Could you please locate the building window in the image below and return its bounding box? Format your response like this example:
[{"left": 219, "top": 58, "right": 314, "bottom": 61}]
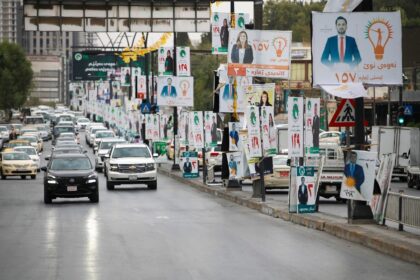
[{"left": 290, "top": 63, "right": 306, "bottom": 81}]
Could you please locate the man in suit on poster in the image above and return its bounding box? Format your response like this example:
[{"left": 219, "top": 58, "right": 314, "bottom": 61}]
[
  {"left": 344, "top": 151, "right": 365, "bottom": 193},
  {"left": 312, "top": 103, "right": 320, "bottom": 148},
  {"left": 298, "top": 177, "right": 308, "bottom": 205}
]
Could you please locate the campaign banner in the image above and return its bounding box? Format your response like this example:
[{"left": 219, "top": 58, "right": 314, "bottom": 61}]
[
  {"left": 211, "top": 12, "right": 250, "bottom": 55},
  {"left": 179, "top": 111, "right": 189, "bottom": 144},
  {"left": 227, "top": 29, "right": 292, "bottom": 78},
  {"left": 158, "top": 47, "right": 174, "bottom": 76},
  {"left": 145, "top": 114, "right": 159, "bottom": 141},
  {"left": 176, "top": 47, "right": 191, "bottom": 76},
  {"left": 245, "top": 83, "right": 275, "bottom": 107},
  {"left": 260, "top": 106, "right": 277, "bottom": 155},
  {"left": 340, "top": 150, "right": 377, "bottom": 201},
  {"left": 182, "top": 151, "right": 199, "bottom": 178},
  {"left": 296, "top": 166, "right": 317, "bottom": 213},
  {"left": 321, "top": 83, "right": 367, "bottom": 99},
  {"left": 228, "top": 122, "right": 241, "bottom": 151},
  {"left": 288, "top": 167, "right": 298, "bottom": 213},
  {"left": 305, "top": 98, "right": 320, "bottom": 157},
  {"left": 246, "top": 106, "right": 262, "bottom": 157},
  {"left": 312, "top": 12, "right": 402, "bottom": 85},
  {"left": 219, "top": 74, "right": 251, "bottom": 113},
  {"left": 204, "top": 111, "right": 218, "bottom": 147},
  {"left": 120, "top": 67, "right": 131, "bottom": 87},
  {"left": 227, "top": 152, "right": 244, "bottom": 180},
  {"left": 159, "top": 114, "right": 173, "bottom": 141},
  {"left": 157, "top": 76, "right": 194, "bottom": 107},
  {"left": 288, "top": 97, "right": 304, "bottom": 158},
  {"left": 370, "top": 153, "right": 395, "bottom": 223},
  {"left": 130, "top": 67, "right": 141, "bottom": 96},
  {"left": 191, "top": 111, "right": 204, "bottom": 149}
]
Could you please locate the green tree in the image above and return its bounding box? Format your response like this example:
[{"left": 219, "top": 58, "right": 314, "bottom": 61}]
[
  {"left": 176, "top": 32, "right": 192, "bottom": 47},
  {"left": 0, "top": 41, "right": 33, "bottom": 121}
]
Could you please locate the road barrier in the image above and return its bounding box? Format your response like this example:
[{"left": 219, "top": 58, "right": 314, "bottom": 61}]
[{"left": 384, "top": 190, "right": 420, "bottom": 231}]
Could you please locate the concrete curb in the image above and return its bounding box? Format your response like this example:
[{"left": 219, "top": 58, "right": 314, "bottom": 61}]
[{"left": 158, "top": 168, "right": 420, "bottom": 266}]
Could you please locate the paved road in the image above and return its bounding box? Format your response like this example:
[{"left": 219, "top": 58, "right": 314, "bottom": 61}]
[{"left": 0, "top": 135, "right": 419, "bottom": 279}]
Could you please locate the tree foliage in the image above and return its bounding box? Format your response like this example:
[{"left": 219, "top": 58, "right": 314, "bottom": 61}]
[
  {"left": 0, "top": 41, "right": 33, "bottom": 119},
  {"left": 374, "top": 0, "right": 420, "bottom": 27}
]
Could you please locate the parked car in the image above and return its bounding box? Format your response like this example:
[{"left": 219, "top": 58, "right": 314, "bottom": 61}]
[
  {"left": 42, "top": 153, "right": 99, "bottom": 204},
  {"left": 13, "top": 146, "right": 41, "bottom": 171},
  {"left": 104, "top": 143, "right": 157, "bottom": 190},
  {"left": 265, "top": 154, "right": 290, "bottom": 189},
  {"left": 1, "top": 151, "right": 37, "bottom": 179},
  {"left": 319, "top": 131, "right": 341, "bottom": 145}
]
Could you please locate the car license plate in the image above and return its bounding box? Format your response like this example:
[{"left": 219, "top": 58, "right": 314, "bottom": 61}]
[
  {"left": 67, "top": 186, "right": 77, "bottom": 192},
  {"left": 128, "top": 175, "right": 137, "bottom": 181},
  {"left": 326, "top": 185, "right": 337, "bottom": 193},
  {"left": 17, "top": 168, "right": 26, "bottom": 171},
  {"left": 279, "top": 171, "right": 289, "bottom": 177}
]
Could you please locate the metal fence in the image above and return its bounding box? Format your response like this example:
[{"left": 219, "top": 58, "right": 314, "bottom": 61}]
[{"left": 384, "top": 191, "right": 420, "bottom": 231}]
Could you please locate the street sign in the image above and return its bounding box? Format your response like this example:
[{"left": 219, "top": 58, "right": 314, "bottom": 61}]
[
  {"left": 141, "top": 102, "right": 151, "bottom": 114},
  {"left": 329, "top": 99, "right": 367, "bottom": 127},
  {"left": 404, "top": 105, "right": 413, "bottom": 116}
]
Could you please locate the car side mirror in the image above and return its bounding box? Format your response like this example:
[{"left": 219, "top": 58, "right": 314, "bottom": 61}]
[
  {"left": 83, "top": 150, "right": 88, "bottom": 154},
  {"left": 104, "top": 154, "right": 110, "bottom": 158},
  {"left": 94, "top": 147, "right": 98, "bottom": 152},
  {"left": 286, "top": 159, "right": 291, "bottom": 166},
  {"left": 153, "top": 153, "right": 159, "bottom": 158},
  {"left": 38, "top": 152, "right": 42, "bottom": 156},
  {"left": 41, "top": 166, "right": 47, "bottom": 172}
]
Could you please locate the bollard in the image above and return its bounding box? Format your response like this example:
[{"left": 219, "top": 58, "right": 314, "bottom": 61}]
[{"left": 398, "top": 190, "right": 404, "bottom": 231}]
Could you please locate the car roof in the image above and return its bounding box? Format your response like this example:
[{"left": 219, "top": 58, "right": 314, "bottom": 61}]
[
  {"left": 113, "top": 143, "right": 149, "bottom": 148},
  {"left": 14, "top": 145, "right": 36, "bottom": 150},
  {"left": 2, "top": 151, "right": 27, "bottom": 155},
  {"left": 51, "top": 153, "right": 89, "bottom": 159},
  {"left": 100, "top": 138, "right": 125, "bottom": 143}
]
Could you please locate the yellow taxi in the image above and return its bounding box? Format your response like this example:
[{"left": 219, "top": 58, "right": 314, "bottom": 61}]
[
  {"left": 1, "top": 151, "right": 37, "bottom": 179},
  {"left": 2, "top": 140, "right": 31, "bottom": 152}
]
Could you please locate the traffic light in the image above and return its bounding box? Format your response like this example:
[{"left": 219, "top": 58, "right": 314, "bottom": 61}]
[{"left": 397, "top": 106, "right": 405, "bottom": 126}]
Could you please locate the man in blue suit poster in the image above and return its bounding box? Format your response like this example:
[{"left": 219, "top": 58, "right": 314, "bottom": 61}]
[
  {"left": 160, "top": 78, "right": 177, "bottom": 97},
  {"left": 344, "top": 151, "right": 365, "bottom": 193},
  {"left": 321, "top": 16, "right": 361, "bottom": 68}
]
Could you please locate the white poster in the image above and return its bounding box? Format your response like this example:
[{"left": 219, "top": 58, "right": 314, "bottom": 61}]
[
  {"left": 227, "top": 152, "right": 244, "bottom": 180},
  {"left": 120, "top": 67, "right": 131, "bottom": 87},
  {"left": 246, "top": 106, "right": 262, "bottom": 157},
  {"left": 158, "top": 47, "right": 174, "bottom": 76},
  {"left": 204, "top": 111, "right": 218, "bottom": 147},
  {"left": 340, "top": 150, "right": 377, "bottom": 201},
  {"left": 157, "top": 76, "right": 194, "bottom": 107},
  {"left": 245, "top": 83, "right": 275, "bottom": 107},
  {"left": 227, "top": 29, "right": 292, "bottom": 78},
  {"left": 159, "top": 114, "right": 173, "bottom": 141},
  {"left": 260, "top": 106, "right": 277, "bottom": 155},
  {"left": 228, "top": 122, "right": 241, "bottom": 152},
  {"left": 219, "top": 75, "right": 251, "bottom": 113},
  {"left": 312, "top": 12, "right": 402, "bottom": 85},
  {"left": 145, "top": 114, "right": 159, "bottom": 141},
  {"left": 176, "top": 47, "right": 191, "bottom": 76},
  {"left": 305, "top": 98, "right": 320, "bottom": 157},
  {"left": 288, "top": 97, "right": 304, "bottom": 158},
  {"left": 179, "top": 111, "right": 190, "bottom": 145},
  {"left": 130, "top": 67, "right": 141, "bottom": 96},
  {"left": 321, "top": 83, "right": 368, "bottom": 99},
  {"left": 191, "top": 111, "right": 204, "bottom": 149}
]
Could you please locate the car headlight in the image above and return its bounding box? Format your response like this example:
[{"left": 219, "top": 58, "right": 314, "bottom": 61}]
[
  {"left": 86, "top": 173, "right": 97, "bottom": 184},
  {"left": 47, "top": 174, "right": 58, "bottom": 184},
  {"left": 2, "top": 164, "right": 12, "bottom": 168},
  {"left": 30, "top": 164, "right": 37, "bottom": 168},
  {"left": 146, "top": 163, "right": 155, "bottom": 171},
  {"left": 110, "top": 164, "right": 118, "bottom": 171}
]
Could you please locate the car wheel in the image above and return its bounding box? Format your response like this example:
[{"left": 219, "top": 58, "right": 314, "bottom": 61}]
[
  {"left": 44, "top": 189, "right": 52, "bottom": 204},
  {"left": 148, "top": 180, "right": 157, "bottom": 190},
  {"left": 1, "top": 173, "right": 6, "bottom": 180},
  {"left": 106, "top": 180, "right": 115, "bottom": 190},
  {"left": 31, "top": 175, "right": 36, "bottom": 180},
  {"left": 21, "top": 175, "right": 26, "bottom": 179},
  {"left": 89, "top": 190, "right": 99, "bottom": 203}
]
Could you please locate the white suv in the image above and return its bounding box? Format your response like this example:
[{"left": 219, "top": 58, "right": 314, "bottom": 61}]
[{"left": 105, "top": 143, "right": 157, "bottom": 190}]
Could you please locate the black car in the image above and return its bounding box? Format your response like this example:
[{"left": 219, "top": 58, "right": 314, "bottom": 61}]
[{"left": 42, "top": 154, "right": 99, "bottom": 204}]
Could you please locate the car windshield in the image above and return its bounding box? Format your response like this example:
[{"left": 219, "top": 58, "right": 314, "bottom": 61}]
[
  {"left": 26, "top": 117, "right": 44, "bottom": 124},
  {"left": 50, "top": 158, "right": 92, "bottom": 170},
  {"left": 100, "top": 141, "right": 123, "bottom": 150},
  {"left": 37, "top": 127, "right": 48, "bottom": 131},
  {"left": 14, "top": 148, "right": 36, "bottom": 155},
  {"left": 112, "top": 147, "right": 150, "bottom": 158},
  {"left": 55, "top": 127, "right": 74, "bottom": 134},
  {"left": 19, "top": 136, "right": 37, "bottom": 142},
  {"left": 3, "top": 153, "right": 30, "bottom": 160},
  {"left": 92, "top": 128, "right": 106, "bottom": 134},
  {"left": 273, "top": 156, "right": 288, "bottom": 166},
  {"left": 9, "top": 142, "right": 29, "bottom": 147},
  {"left": 0, "top": 127, "right": 7, "bottom": 131},
  {"left": 78, "top": 118, "right": 89, "bottom": 123},
  {"left": 12, "top": 124, "right": 22, "bottom": 129},
  {"left": 54, "top": 149, "right": 82, "bottom": 154},
  {"left": 96, "top": 132, "right": 114, "bottom": 138}
]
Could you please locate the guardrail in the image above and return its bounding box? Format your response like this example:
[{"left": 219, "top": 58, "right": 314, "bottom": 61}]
[{"left": 384, "top": 190, "right": 420, "bottom": 231}]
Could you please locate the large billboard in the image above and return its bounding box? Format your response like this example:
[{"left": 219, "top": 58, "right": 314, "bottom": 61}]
[
  {"left": 23, "top": 0, "right": 210, "bottom": 32},
  {"left": 72, "top": 52, "right": 144, "bottom": 81},
  {"left": 227, "top": 29, "right": 292, "bottom": 79},
  {"left": 312, "top": 12, "right": 402, "bottom": 85}
]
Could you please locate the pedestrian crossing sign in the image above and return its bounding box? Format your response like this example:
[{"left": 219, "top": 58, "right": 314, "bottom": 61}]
[{"left": 329, "top": 99, "right": 367, "bottom": 127}]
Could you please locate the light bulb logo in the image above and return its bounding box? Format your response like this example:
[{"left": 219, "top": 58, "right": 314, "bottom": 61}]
[
  {"left": 180, "top": 80, "right": 190, "bottom": 96},
  {"left": 272, "top": 37, "right": 287, "bottom": 57},
  {"left": 365, "top": 18, "right": 393, "bottom": 60}
]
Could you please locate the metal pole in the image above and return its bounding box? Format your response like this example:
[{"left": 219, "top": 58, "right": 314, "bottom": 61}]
[
  {"left": 387, "top": 86, "right": 391, "bottom": 125},
  {"left": 259, "top": 158, "right": 266, "bottom": 202},
  {"left": 171, "top": 3, "right": 180, "bottom": 170},
  {"left": 398, "top": 190, "right": 404, "bottom": 231},
  {"left": 373, "top": 87, "right": 376, "bottom": 126}
]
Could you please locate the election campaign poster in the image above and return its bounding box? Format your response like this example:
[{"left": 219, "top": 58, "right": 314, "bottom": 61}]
[
  {"left": 305, "top": 98, "right": 321, "bottom": 157},
  {"left": 296, "top": 166, "right": 317, "bottom": 213},
  {"left": 245, "top": 83, "right": 275, "bottom": 107},
  {"left": 120, "top": 67, "right": 131, "bottom": 87},
  {"left": 191, "top": 111, "right": 204, "bottom": 149},
  {"left": 159, "top": 114, "right": 173, "bottom": 141},
  {"left": 158, "top": 47, "right": 174, "bottom": 76},
  {"left": 219, "top": 75, "right": 251, "bottom": 113},
  {"left": 179, "top": 111, "right": 191, "bottom": 145},
  {"left": 340, "top": 150, "right": 377, "bottom": 201},
  {"left": 288, "top": 167, "right": 298, "bottom": 213},
  {"left": 227, "top": 152, "right": 244, "bottom": 180},
  {"left": 260, "top": 106, "right": 277, "bottom": 155},
  {"left": 145, "top": 114, "right": 159, "bottom": 141},
  {"left": 227, "top": 29, "right": 292, "bottom": 78},
  {"left": 204, "top": 111, "right": 218, "bottom": 147},
  {"left": 130, "top": 67, "right": 142, "bottom": 96},
  {"left": 157, "top": 76, "right": 194, "bottom": 107},
  {"left": 312, "top": 12, "right": 402, "bottom": 85},
  {"left": 246, "top": 106, "right": 262, "bottom": 157},
  {"left": 176, "top": 47, "right": 191, "bottom": 76},
  {"left": 181, "top": 151, "right": 199, "bottom": 178},
  {"left": 288, "top": 97, "right": 304, "bottom": 158},
  {"left": 228, "top": 122, "right": 241, "bottom": 151}
]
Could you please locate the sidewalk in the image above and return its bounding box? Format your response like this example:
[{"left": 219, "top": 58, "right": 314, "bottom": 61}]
[{"left": 158, "top": 163, "right": 420, "bottom": 266}]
